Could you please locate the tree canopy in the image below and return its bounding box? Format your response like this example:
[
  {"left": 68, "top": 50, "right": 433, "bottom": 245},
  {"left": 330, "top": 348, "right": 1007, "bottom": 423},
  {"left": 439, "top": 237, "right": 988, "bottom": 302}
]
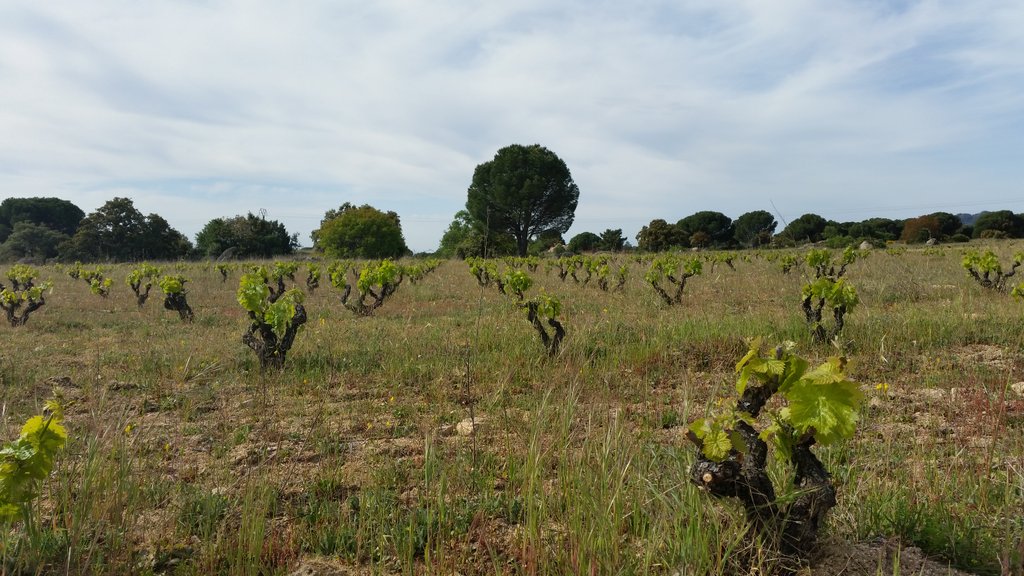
[
  {"left": 677, "top": 211, "right": 733, "bottom": 248},
  {"left": 972, "top": 210, "right": 1024, "bottom": 239},
  {"left": 465, "top": 144, "right": 580, "bottom": 256},
  {"left": 779, "top": 213, "right": 828, "bottom": 244},
  {"left": 60, "top": 197, "right": 192, "bottom": 261},
  {"left": 195, "top": 212, "right": 297, "bottom": 259},
  {"left": 567, "top": 231, "right": 601, "bottom": 253},
  {"left": 636, "top": 219, "right": 687, "bottom": 252},
  {"left": 598, "top": 228, "right": 626, "bottom": 252},
  {"left": 0, "top": 221, "right": 69, "bottom": 262},
  {"left": 733, "top": 210, "right": 777, "bottom": 247},
  {"left": 313, "top": 204, "right": 409, "bottom": 259},
  {"left": 0, "top": 197, "right": 84, "bottom": 242}
]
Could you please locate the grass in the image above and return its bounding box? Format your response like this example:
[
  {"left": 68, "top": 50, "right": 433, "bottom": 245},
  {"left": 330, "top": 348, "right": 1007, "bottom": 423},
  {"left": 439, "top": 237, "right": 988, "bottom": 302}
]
[{"left": 1, "top": 244, "right": 1023, "bottom": 574}]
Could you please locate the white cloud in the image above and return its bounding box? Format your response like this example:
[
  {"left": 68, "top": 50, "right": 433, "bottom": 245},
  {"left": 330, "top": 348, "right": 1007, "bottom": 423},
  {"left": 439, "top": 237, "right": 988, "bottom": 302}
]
[{"left": 1, "top": 0, "right": 1022, "bottom": 251}]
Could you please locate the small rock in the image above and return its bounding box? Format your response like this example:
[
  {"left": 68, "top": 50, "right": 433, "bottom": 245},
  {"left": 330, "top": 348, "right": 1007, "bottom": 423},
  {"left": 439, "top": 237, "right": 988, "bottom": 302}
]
[
  {"left": 456, "top": 417, "right": 485, "bottom": 436},
  {"left": 919, "top": 388, "right": 946, "bottom": 402},
  {"left": 399, "top": 487, "right": 420, "bottom": 506},
  {"left": 1010, "top": 381, "right": 1024, "bottom": 398},
  {"left": 46, "top": 375, "right": 77, "bottom": 388},
  {"left": 968, "top": 436, "right": 993, "bottom": 449},
  {"left": 858, "top": 241, "right": 873, "bottom": 250}
]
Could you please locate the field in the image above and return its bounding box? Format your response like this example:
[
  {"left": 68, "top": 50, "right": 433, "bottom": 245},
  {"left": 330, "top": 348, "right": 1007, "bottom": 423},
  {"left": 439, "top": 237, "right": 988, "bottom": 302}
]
[{"left": 2, "top": 244, "right": 1023, "bottom": 575}]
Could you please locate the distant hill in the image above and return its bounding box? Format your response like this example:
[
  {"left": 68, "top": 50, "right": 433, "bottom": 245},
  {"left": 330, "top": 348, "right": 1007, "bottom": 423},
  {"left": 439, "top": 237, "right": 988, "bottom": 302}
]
[{"left": 956, "top": 212, "right": 983, "bottom": 226}]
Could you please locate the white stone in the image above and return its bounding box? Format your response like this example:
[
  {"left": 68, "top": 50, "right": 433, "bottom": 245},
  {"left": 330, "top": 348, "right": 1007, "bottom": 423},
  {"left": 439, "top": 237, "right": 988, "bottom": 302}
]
[{"left": 456, "top": 417, "right": 485, "bottom": 436}]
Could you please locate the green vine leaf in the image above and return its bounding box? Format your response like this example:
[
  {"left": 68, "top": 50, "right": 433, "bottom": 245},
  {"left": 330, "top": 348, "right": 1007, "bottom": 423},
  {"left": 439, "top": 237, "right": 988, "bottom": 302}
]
[{"left": 784, "top": 360, "right": 861, "bottom": 445}]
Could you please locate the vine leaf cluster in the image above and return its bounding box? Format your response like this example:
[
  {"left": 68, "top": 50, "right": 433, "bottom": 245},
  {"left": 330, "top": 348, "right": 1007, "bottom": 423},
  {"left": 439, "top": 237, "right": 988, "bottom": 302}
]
[
  {"left": 330, "top": 260, "right": 404, "bottom": 316},
  {"left": 645, "top": 254, "right": 703, "bottom": 305},
  {"left": 493, "top": 266, "right": 565, "bottom": 357},
  {"left": 962, "top": 250, "right": 1022, "bottom": 291},
  {"left": 1, "top": 399, "right": 68, "bottom": 525},
  {"left": 0, "top": 265, "right": 52, "bottom": 327},
  {"left": 800, "top": 248, "right": 860, "bottom": 343},
  {"left": 126, "top": 263, "right": 161, "bottom": 308},
  {"left": 159, "top": 274, "right": 194, "bottom": 323},
  {"left": 238, "top": 268, "right": 307, "bottom": 370},
  {"left": 687, "top": 339, "right": 861, "bottom": 568}
]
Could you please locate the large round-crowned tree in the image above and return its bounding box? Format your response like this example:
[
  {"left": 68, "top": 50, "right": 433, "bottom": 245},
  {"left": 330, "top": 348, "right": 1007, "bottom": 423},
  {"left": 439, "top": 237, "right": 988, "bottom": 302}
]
[
  {"left": 466, "top": 144, "right": 580, "bottom": 256},
  {"left": 313, "top": 204, "right": 408, "bottom": 259}
]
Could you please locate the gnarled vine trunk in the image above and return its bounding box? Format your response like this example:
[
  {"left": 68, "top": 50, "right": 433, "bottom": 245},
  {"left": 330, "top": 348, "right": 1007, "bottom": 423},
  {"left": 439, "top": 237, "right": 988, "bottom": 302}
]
[
  {"left": 688, "top": 376, "right": 837, "bottom": 570},
  {"left": 242, "top": 304, "right": 307, "bottom": 371}
]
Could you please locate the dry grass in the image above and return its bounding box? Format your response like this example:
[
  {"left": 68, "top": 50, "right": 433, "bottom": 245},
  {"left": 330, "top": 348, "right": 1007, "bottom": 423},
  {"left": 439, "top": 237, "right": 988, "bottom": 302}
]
[{"left": 1, "top": 243, "right": 1023, "bottom": 575}]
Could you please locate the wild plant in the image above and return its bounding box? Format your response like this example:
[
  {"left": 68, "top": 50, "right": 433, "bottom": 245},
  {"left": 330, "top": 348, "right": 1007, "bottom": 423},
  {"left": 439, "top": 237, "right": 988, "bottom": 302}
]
[
  {"left": 962, "top": 250, "right": 1022, "bottom": 291},
  {"left": 0, "top": 266, "right": 51, "bottom": 327},
  {"left": 238, "top": 269, "right": 307, "bottom": 370},
  {"left": 125, "top": 263, "right": 161, "bottom": 307},
  {"left": 159, "top": 275, "right": 194, "bottom": 323},
  {"left": 687, "top": 340, "right": 860, "bottom": 568},
  {"left": 644, "top": 254, "right": 702, "bottom": 305}
]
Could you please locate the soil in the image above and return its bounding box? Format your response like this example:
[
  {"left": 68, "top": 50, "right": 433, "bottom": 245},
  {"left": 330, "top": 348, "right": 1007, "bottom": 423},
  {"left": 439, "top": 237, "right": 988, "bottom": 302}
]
[
  {"left": 808, "top": 539, "right": 978, "bottom": 576},
  {"left": 285, "top": 539, "right": 980, "bottom": 576}
]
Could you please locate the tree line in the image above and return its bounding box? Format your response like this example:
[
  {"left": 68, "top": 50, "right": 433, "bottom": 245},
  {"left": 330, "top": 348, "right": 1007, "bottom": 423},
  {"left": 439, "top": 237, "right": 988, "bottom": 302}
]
[
  {"left": 630, "top": 209, "right": 1024, "bottom": 253},
  {"left": 0, "top": 196, "right": 411, "bottom": 263},
  {"left": 4, "top": 142, "right": 1024, "bottom": 263}
]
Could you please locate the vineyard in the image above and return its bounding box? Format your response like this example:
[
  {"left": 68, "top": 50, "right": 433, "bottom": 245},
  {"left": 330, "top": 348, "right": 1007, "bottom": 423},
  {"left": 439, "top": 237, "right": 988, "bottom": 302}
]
[{"left": 2, "top": 244, "right": 1024, "bottom": 575}]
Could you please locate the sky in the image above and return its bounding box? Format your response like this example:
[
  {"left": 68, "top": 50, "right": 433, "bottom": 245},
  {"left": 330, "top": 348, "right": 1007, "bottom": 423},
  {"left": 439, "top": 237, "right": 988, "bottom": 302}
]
[{"left": 2, "top": 1, "right": 1023, "bottom": 252}]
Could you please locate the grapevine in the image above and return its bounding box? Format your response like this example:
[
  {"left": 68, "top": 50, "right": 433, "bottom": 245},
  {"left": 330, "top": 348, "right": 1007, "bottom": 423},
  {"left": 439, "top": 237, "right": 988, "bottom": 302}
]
[
  {"left": 1, "top": 266, "right": 52, "bottom": 327},
  {"left": 498, "top": 269, "right": 533, "bottom": 301},
  {"left": 687, "top": 340, "right": 860, "bottom": 564},
  {"left": 645, "top": 254, "right": 702, "bottom": 305},
  {"left": 331, "top": 260, "right": 403, "bottom": 316},
  {"left": 495, "top": 268, "right": 565, "bottom": 356},
  {"left": 238, "top": 270, "right": 307, "bottom": 370},
  {"left": 962, "top": 250, "right": 1022, "bottom": 291},
  {"left": 467, "top": 258, "right": 497, "bottom": 287},
  {"left": 1, "top": 399, "right": 67, "bottom": 526},
  {"left": 68, "top": 263, "right": 113, "bottom": 298},
  {"left": 800, "top": 248, "right": 859, "bottom": 343},
  {"left": 305, "top": 262, "right": 321, "bottom": 293},
  {"left": 215, "top": 263, "right": 235, "bottom": 283},
  {"left": 159, "top": 274, "right": 194, "bottom": 323},
  {"left": 614, "top": 264, "right": 629, "bottom": 291},
  {"left": 404, "top": 259, "right": 441, "bottom": 284},
  {"left": 524, "top": 293, "right": 565, "bottom": 357},
  {"left": 126, "top": 263, "right": 161, "bottom": 307}
]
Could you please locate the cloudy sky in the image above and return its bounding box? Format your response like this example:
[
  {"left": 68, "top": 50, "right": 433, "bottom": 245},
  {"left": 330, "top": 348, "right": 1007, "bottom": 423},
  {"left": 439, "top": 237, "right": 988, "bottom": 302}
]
[{"left": 2, "top": 1, "right": 1022, "bottom": 251}]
